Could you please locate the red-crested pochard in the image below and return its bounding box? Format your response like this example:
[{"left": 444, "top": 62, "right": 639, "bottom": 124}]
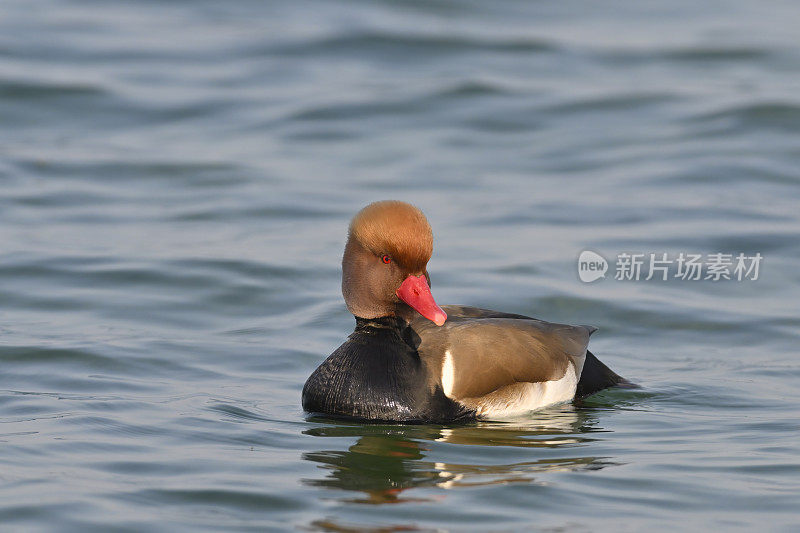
[{"left": 302, "top": 201, "right": 629, "bottom": 422}]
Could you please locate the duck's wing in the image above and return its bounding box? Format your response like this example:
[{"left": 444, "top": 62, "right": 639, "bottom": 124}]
[
  {"left": 437, "top": 305, "right": 536, "bottom": 320},
  {"left": 409, "top": 309, "right": 596, "bottom": 412}
]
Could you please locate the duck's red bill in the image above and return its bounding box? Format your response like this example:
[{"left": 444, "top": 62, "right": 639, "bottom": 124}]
[{"left": 396, "top": 275, "right": 447, "bottom": 326}]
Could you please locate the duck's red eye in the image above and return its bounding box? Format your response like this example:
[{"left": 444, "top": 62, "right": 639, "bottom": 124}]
[{"left": 381, "top": 255, "right": 391, "bottom": 264}]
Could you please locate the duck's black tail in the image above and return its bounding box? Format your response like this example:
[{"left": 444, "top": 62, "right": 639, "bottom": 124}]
[{"left": 575, "top": 350, "right": 635, "bottom": 399}]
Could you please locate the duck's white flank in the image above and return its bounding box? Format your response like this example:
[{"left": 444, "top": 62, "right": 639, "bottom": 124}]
[{"left": 450, "top": 364, "right": 579, "bottom": 419}]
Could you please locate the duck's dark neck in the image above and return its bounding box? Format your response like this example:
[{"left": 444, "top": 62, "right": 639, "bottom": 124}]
[
  {"left": 353, "top": 315, "right": 421, "bottom": 349},
  {"left": 354, "top": 315, "right": 407, "bottom": 333}
]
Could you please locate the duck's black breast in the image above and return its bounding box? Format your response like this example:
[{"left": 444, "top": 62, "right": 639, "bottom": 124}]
[{"left": 302, "top": 317, "right": 474, "bottom": 423}]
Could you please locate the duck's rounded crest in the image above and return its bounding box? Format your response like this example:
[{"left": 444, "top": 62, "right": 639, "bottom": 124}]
[{"left": 349, "top": 201, "right": 433, "bottom": 273}]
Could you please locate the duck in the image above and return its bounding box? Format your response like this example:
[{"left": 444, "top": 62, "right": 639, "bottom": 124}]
[{"left": 302, "top": 200, "right": 629, "bottom": 423}]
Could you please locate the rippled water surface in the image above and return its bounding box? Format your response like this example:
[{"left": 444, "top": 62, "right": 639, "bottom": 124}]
[{"left": 2, "top": 0, "right": 800, "bottom": 531}]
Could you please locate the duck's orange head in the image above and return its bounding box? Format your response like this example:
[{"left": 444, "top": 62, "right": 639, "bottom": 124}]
[{"left": 341, "top": 200, "right": 446, "bottom": 326}]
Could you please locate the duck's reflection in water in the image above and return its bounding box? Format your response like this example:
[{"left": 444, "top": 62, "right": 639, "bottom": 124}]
[{"left": 301, "top": 405, "right": 619, "bottom": 504}]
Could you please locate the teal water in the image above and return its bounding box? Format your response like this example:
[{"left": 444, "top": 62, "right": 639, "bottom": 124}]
[{"left": 2, "top": 0, "right": 800, "bottom": 531}]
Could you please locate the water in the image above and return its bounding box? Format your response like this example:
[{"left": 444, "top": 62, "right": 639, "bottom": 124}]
[{"left": 1, "top": 0, "right": 799, "bottom": 530}]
